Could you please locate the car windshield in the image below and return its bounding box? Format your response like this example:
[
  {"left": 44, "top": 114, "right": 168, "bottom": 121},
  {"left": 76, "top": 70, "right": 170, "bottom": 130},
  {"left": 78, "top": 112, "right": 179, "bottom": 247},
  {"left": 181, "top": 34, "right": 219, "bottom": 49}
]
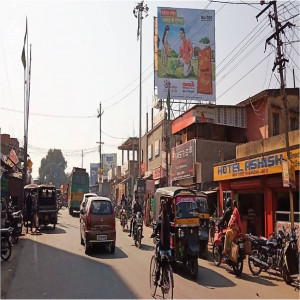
[
  {"left": 175, "top": 197, "right": 198, "bottom": 219},
  {"left": 90, "top": 200, "right": 112, "bottom": 215},
  {"left": 196, "top": 197, "right": 208, "bottom": 213}
]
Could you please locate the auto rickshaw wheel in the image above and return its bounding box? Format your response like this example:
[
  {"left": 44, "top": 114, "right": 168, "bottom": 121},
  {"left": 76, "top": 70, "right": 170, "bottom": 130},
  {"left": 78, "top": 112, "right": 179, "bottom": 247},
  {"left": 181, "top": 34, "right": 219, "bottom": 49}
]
[{"left": 188, "top": 257, "right": 198, "bottom": 280}]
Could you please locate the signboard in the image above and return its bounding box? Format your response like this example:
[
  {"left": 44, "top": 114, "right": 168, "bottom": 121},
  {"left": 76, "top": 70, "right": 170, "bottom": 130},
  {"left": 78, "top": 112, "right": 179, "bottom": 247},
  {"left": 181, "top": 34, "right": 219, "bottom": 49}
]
[
  {"left": 155, "top": 140, "right": 160, "bottom": 156},
  {"left": 175, "top": 196, "right": 196, "bottom": 204},
  {"left": 137, "top": 179, "right": 146, "bottom": 194},
  {"left": 170, "top": 139, "right": 195, "bottom": 181},
  {"left": 154, "top": 109, "right": 165, "bottom": 127},
  {"left": 214, "top": 148, "right": 300, "bottom": 181},
  {"left": 90, "top": 163, "right": 100, "bottom": 186},
  {"left": 155, "top": 7, "right": 215, "bottom": 102},
  {"left": 289, "top": 159, "right": 296, "bottom": 189},
  {"left": 282, "top": 159, "right": 289, "bottom": 187},
  {"left": 146, "top": 180, "right": 155, "bottom": 195},
  {"left": 102, "top": 153, "right": 117, "bottom": 176},
  {"left": 141, "top": 161, "right": 146, "bottom": 174},
  {"left": 153, "top": 166, "right": 163, "bottom": 180},
  {"left": 148, "top": 144, "right": 153, "bottom": 160}
]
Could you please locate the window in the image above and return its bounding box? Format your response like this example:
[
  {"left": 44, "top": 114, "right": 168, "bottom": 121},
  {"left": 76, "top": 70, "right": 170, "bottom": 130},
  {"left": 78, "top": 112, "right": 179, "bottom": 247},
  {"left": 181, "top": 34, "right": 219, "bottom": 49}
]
[
  {"left": 290, "top": 117, "right": 299, "bottom": 131},
  {"left": 91, "top": 200, "right": 112, "bottom": 215},
  {"left": 272, "top": 113, "right": 279, "bottom": 136}
]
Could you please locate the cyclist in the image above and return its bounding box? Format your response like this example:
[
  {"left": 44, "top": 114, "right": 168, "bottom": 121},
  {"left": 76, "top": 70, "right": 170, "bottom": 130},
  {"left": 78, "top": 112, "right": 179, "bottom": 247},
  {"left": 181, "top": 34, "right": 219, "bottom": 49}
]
[{"left": 150, "top": 205, "right": 171, "bottom": 285}]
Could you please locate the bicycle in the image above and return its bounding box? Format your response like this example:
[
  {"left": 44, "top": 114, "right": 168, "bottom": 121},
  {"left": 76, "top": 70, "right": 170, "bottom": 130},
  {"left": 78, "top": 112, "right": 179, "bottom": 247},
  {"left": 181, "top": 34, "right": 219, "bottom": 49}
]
[{"left": 149, "top": 237, "right": 174, "bottom": 299}]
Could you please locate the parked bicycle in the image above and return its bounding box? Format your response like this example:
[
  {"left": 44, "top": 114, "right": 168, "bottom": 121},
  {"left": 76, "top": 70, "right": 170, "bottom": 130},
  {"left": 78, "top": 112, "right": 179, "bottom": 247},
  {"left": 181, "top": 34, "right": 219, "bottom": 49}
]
[{"left": 150, "top": 236, "right": 174, "bottom": 299}]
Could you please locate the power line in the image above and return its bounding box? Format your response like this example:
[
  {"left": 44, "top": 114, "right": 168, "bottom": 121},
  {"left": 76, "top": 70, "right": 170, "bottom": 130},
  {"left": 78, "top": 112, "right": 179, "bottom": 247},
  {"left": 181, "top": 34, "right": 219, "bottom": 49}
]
[{"left": 218, "top": 52, "right": 272, "bottom": 100}]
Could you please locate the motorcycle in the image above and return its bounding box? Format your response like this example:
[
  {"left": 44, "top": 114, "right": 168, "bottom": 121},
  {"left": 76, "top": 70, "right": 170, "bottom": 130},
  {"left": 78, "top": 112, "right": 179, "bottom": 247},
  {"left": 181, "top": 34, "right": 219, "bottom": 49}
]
[
  {"left": 120, "top": 208, "right": 128, "bottom": 232},
  {"left": 282, "top": 228, "right": 299, "bottom": 285},
  {"left": 5, "top": 202, "right": 23, "bottom": 244},
  {"left": 213, "top": 227, "right": 247, "bottom": 276},
  {"left": 1, "top": 227, "right": 13, "bottom": 261},
  {"left": 248, "top": 230, "right": 285, "bottom": 277},
  {"left": 132, "top": 212, "right": 143, "bottom": 248}
]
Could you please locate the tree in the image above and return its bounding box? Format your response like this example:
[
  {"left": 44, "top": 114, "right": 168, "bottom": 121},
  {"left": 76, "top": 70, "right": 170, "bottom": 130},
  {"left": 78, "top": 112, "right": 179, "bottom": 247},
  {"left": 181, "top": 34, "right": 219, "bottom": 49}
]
[
  {"left": 38, "top": 149, "right": 68, "bottom": 188},
  {"left": 199, "top": 37, "right": 210, "bottom": 44}
]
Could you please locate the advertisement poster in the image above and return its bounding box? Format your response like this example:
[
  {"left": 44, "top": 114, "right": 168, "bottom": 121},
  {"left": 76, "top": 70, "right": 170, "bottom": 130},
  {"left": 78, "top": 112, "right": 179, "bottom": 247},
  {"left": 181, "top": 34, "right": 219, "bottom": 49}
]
[
  {"left": 102, "top": 153, "right": 117, "bottom": 176},
  {"left": 90, "top": 163, "right": 100, "bottom": 186},
  {"left": 155, "top": 7, "right": 215, "bottom": 102}
]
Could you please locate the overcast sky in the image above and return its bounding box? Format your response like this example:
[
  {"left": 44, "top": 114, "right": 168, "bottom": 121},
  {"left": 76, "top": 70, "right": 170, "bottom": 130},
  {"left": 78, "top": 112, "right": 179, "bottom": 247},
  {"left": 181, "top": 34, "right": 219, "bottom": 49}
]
[{"left": 0, "top": 0, "right": 299, "bottom": 179}]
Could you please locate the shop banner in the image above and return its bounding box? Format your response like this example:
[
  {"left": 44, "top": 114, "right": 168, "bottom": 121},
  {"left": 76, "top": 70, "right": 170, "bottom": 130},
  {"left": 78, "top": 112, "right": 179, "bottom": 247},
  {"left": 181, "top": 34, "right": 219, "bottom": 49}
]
[
  {"left": 155, "top": 7, "right": 215, "bottom": 102},
  {"left": 175, "top": 196, "right": 196, "bottom": 204},
  {"left": 214, "top": 148, "right": 300, "bottom": 181},
  {"left": 170, "top": 139, "right": 195, "bottom": 181}
]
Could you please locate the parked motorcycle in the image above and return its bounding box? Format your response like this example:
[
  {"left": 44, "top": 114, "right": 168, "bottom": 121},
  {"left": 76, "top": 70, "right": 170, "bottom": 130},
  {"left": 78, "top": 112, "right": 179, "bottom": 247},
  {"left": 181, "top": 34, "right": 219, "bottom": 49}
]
[
  {"left": 282, "top": 228, "right": 299, "bottom": 285},
  {"left": 248, "top": 230, "right": 285, "bottom": 276},
  {"left": 1, "top": 227, "right": 13, "bottom": 261},
  {"left": 213, "top": 227, "right": 247, "bottom": 276},
  {"left": 5, "top": 202, "right": 23, "bottom": 244},
  {"left": 132, "top": 212, "right": 143, "bottom": 248}
]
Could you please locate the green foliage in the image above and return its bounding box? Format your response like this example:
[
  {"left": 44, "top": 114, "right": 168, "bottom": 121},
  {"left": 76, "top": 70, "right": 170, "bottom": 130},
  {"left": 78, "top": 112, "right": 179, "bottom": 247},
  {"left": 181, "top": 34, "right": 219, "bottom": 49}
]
[
  {"left": 199, "top": 37, "right": 210, "bottom": 44},
  {"left": 38, "top": 149, "right": 68, "bottom": 188}
]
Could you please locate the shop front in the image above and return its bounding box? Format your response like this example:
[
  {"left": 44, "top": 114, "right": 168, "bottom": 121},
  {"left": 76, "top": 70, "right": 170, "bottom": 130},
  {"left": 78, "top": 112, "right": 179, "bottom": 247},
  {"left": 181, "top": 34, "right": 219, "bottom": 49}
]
[{"left": 214, "top": 148, "right": 299, "bottom": 239}]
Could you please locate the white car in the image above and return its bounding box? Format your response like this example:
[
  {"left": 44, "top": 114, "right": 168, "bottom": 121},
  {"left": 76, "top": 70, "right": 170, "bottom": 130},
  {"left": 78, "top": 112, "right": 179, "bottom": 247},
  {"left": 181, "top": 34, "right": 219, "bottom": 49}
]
[{"left": 80, "top": 193, "right": 97, "bottom": 214}]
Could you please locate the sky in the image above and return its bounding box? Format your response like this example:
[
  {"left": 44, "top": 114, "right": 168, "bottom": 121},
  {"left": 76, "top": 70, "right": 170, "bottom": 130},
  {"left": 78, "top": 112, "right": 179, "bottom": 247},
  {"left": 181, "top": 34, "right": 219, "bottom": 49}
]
[{"left": 0, "top": 0, "right": 299, "bottom": 180}]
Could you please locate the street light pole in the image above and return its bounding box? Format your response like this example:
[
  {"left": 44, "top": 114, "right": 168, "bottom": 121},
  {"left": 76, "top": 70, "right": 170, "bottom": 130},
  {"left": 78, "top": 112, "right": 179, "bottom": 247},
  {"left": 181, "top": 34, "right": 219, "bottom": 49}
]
[{"left": 133, "top": 1, "right": 149, "bottom": 182}]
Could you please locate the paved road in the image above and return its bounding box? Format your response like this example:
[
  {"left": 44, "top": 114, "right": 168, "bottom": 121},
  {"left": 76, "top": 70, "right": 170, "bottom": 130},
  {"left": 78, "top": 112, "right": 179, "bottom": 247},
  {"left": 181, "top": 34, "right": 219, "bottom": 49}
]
[{"left": 2, "top": 207, "right": 298, "bottom": 299}]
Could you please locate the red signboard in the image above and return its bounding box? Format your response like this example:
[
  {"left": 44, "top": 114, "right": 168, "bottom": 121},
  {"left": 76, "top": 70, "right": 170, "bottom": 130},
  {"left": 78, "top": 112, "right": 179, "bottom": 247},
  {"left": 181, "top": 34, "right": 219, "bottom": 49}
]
[
  {"left": 153, "top": 166, "right": 162, "bottom": 180},
  {"left": 141, "top": 161, "right": 146, "bottom": 174}
]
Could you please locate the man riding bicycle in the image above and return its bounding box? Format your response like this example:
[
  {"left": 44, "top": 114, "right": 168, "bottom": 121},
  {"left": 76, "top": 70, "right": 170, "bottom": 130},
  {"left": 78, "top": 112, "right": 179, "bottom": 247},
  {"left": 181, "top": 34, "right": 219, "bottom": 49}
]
[
  {"left": 150, "top": 205, "right": 171, "bottom": 285},
  {"left": 128, "top": 196, "right": 143, "bottom": 238}
]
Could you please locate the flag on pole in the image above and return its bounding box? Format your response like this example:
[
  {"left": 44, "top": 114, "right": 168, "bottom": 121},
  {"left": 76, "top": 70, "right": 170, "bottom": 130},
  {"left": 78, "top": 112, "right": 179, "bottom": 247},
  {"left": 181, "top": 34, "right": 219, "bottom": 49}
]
[{"left": 21, "top": 18, "right": 27, "bottom": 69}]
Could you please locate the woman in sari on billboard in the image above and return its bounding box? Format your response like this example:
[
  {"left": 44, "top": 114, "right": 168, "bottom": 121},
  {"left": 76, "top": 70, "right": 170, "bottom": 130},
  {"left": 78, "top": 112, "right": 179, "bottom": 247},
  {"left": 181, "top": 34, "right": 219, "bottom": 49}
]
[
  {"left": 161, "top": 25, "right": 170, "bottom": 77},
  {"left": 177, "top": 27, "right": 194, "bottom": 77}
]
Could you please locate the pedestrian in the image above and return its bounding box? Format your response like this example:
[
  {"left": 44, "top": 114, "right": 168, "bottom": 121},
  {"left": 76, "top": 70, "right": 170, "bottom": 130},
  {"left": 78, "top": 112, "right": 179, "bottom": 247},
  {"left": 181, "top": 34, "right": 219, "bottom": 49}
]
[
  {"left": 247, "top": 204, "right": 256, "bottom": 235},
  {"left": 32, "top": 192, "right": 40, "bottom": 234},
  {"left": 25, "top": 190, "right": 33, "bottom": 233},
  {"left": 161, "top": 25, "right": 170, "bottom": 77},
  {"left": 177, "top": 27, "right": 194, "bottom": 77}
]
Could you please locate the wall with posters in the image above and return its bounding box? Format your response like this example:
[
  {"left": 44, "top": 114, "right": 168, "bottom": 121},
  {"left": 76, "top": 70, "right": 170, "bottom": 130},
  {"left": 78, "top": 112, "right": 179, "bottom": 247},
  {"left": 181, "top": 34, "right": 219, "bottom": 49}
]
[{"left": 154, "top": 7, "right": 215, "bottom": 102}]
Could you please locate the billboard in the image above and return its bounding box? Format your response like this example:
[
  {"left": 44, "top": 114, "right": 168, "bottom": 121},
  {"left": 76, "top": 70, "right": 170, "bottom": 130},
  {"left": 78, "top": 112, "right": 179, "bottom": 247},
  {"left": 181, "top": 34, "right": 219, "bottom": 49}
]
[
  {"left": 170, "top": 139, "right": 196, "bottom": 181},
  {"left": 90, "top": 163, "right": 100, "bottom": 186},
  {"left": 155, "top": 7, "right": 215, "bottom": 102},
  {"left": 102, "top": 153, "right": 117, "bottom": 176}
]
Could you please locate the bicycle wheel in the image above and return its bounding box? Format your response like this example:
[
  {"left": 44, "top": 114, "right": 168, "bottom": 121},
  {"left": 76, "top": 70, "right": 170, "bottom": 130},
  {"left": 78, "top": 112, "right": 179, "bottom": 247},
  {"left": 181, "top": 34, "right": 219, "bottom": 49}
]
[
  {"left": 161, "top": 263, "right": 174, "bottom": 299},
  {"left": 150, "top": 255, "right": 158, "bottom": 297}
]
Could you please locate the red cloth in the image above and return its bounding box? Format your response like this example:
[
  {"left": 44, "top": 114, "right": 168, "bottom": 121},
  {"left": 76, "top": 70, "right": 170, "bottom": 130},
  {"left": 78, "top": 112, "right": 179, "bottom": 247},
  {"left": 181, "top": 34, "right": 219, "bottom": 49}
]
[{"left": 229, "top": 207, "right": 242, "bottom": 233}]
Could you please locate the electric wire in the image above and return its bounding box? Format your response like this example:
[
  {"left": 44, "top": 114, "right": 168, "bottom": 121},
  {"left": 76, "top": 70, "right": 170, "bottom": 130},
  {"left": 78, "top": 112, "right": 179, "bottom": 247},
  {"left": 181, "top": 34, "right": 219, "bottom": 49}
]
[{"left": 218, "top": 52, "right": 273, "bottom": 100}]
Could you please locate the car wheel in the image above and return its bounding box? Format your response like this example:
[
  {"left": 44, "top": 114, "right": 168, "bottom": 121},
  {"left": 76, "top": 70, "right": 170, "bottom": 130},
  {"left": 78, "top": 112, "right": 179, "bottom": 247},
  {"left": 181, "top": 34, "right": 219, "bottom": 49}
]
[
  {"left": 110, "top": 242, "right": 115, "bottom": 254},
  {"left": 85, "top": 240, "right": 90, "bottom": 254}
]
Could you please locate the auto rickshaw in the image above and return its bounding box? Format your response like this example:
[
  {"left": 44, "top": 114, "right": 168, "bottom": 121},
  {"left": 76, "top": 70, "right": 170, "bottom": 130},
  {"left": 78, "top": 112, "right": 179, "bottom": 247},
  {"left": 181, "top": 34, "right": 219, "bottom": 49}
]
[
  {"left": 195, "top": 192, "right": 209, "bottom": 259},
  {"left": 154, "top": 187, "right": 200, "bottom": 279},
  {"left": 37, "top": 184, "right": 58, "bottom": 229}
]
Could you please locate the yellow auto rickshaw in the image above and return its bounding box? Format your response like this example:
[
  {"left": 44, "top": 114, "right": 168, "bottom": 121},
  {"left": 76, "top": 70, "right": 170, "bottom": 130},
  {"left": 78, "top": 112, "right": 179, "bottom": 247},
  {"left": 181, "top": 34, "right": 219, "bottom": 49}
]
[{"left": 154, "top": 187, "right": 200, "bottom": 279}]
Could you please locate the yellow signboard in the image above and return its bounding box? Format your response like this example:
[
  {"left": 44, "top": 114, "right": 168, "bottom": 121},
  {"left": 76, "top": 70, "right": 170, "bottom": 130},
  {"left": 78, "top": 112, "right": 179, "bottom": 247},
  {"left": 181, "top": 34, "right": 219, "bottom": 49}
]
[{"left": 214, "top": 148, "right": 299, "bottom": 181}]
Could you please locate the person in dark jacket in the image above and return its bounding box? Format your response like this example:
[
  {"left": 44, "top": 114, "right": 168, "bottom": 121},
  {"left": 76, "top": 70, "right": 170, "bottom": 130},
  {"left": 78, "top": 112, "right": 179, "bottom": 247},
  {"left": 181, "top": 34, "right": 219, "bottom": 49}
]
[
  {"left": 217, "top": 198, "right": 233, "bottom": 231},
  {"left": 25, "top": 190, "right": 34, "bottom": 233},
  {"left": 128, "top": 197, "right": 143, "bottom": 237},
  {"left": 151, "top": 205, "right": 171, "bottom": 285}
]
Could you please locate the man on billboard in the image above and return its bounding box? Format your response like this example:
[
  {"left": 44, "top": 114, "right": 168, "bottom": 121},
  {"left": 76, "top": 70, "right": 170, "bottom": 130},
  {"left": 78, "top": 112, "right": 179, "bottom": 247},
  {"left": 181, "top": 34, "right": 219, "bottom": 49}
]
[{"left": 177, "top": 27, "right": 194, "bottom": 77}]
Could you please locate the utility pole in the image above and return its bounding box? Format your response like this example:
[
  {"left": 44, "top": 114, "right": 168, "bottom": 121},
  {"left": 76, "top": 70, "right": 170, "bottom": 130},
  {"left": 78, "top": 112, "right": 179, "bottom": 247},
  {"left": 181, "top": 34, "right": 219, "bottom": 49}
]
[
  {"left": 166, "top": 82, "right": 171, "bottom": 186},
  {"left": 133, "top": 1, "right": 149, "bottom": 184},
  {"left": 81, "top": 150, "right": 83, "bottom": 168},
  {"left": 97, "top": 102, "right": 104, "bottom": 190},
  {"left": 97, "top": 102, "right": 104, "bottom": 169},
  {"left": 257, "top": 1, "right": 295, "bottom": 227}
]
